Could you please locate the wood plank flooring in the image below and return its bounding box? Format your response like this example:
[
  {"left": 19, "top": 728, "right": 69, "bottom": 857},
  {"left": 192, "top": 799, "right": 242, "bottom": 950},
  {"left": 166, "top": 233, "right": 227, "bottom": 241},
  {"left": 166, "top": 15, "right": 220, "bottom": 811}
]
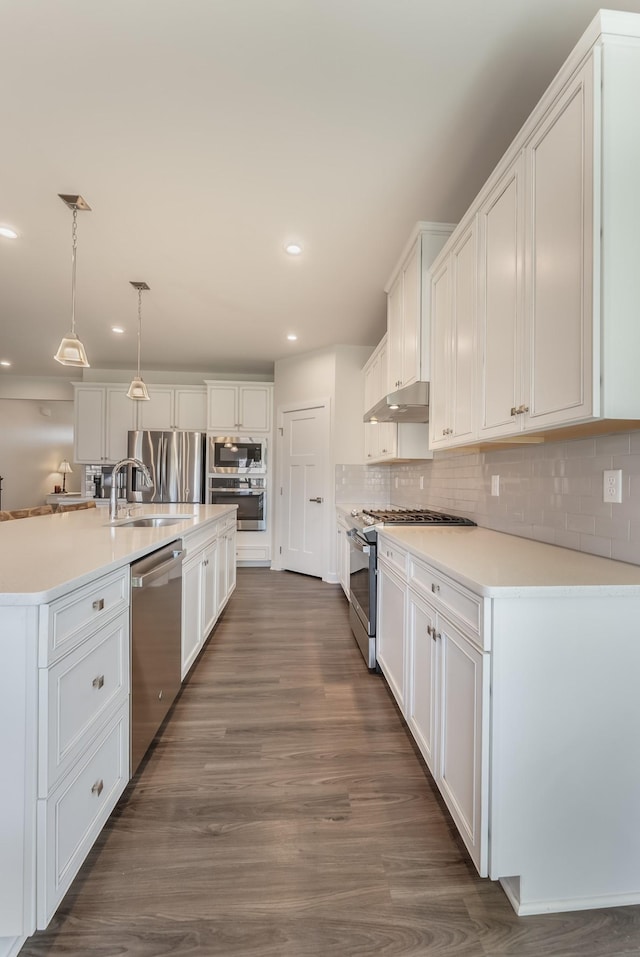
[{"left": 22, "top": 568, "right": 640, "bottom": 956}]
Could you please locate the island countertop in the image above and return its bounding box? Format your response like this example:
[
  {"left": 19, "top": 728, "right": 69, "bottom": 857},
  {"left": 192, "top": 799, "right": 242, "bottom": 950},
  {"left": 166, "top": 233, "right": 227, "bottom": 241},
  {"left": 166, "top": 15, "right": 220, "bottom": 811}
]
[
  {"left": 0, "top": 503, "right": 236, "bottom": 605},
  {"left": 378, "top": 525, "right": 640, "bottom": 597}
]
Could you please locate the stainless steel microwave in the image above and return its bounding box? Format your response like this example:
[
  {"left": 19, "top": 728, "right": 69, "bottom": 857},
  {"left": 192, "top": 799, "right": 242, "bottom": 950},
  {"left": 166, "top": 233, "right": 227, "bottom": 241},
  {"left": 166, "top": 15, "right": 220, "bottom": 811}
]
[{"left": 208, "top": 435, "right": 266, "bottom": 473}]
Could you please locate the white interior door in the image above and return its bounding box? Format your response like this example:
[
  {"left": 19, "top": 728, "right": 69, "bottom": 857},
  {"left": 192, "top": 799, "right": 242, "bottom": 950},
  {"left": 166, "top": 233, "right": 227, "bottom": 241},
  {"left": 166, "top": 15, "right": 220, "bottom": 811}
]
[{"left": 280, "top": 403, "right": 329, "bottom": 578}]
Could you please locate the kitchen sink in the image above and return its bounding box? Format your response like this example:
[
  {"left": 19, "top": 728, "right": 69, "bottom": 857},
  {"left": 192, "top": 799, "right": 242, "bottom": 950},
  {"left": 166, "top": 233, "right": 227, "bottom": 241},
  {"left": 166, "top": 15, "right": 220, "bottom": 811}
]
[{"left": 109, "top": 515, "right": 193, "bottom": 528}]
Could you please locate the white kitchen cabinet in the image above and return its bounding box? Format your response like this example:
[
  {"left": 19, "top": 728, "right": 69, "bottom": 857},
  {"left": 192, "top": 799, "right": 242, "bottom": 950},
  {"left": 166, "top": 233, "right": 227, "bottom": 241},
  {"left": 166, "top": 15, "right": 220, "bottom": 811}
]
[
  {"left": 217, "top": 515, "right": 237, "bottom": 612},
  {"left": 336, "top": 514, "right": 351, "bottom": 598},
  {"left": 478, "top": 155, "right": 525, "bottom": 438},
  {"left": 429, "top": 219, "right": 477, "bottom": 450},
  {"left": 434, "top": 24, "right": 640, "bottom": 450},
  {"left": 363, "top": 335, "right": 388, "bottom": 413},
  {"left": 136, "top": 386, "right": 207, "bottom": 432},
  {"left": 205, "top": 380, "right": 273, "bottom": 434},
  {"left": 385, "top": 225, "right": 454, "bottom": 393},
  {"left": 73, "top": 384, "right": 137, "bottom": 464},
  {"left": 407, "top": 590, "right": 438, "bottom": 774},
  {"left": 181, "top": 551, "right": 203, "bottom": 679},
  {"left": 201, "top": 539, "right": 218, "bottom": 639},
  {"left": 376, "top": 552, "right": 408, "bottom": 713}
]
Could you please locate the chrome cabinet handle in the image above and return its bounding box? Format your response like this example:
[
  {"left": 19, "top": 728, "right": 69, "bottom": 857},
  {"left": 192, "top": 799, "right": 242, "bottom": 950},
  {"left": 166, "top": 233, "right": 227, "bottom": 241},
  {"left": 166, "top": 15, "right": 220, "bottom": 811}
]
[
  {"left": 92, "top": 675, "right": 104, "bottom": 690},
  {"left": 511, "top": 405, "right": 530, "bottom": 416},
  {"left": 308, "top": 497, "right": 323, "bottom": 503},
  {"left": 91, "top": 779, "right": 104, "bottom": 797},
  {"left": 431, "top": 583, "right": 440, "bottom": 594},
  {"left": 92, "top": 598, "right": 105, "bottom": 611}
]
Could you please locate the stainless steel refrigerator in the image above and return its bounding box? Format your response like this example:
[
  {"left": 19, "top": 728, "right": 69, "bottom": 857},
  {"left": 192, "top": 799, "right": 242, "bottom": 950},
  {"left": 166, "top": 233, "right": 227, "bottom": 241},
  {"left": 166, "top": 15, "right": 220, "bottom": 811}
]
[{"left": 127, "top": 430, "right": 206, "bottom": 503}]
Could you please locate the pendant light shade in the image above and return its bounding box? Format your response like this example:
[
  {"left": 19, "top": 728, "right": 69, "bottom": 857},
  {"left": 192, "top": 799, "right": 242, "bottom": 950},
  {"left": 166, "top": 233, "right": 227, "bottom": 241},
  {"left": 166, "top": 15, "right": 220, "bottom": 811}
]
[
  {"left": 127, "top": 282, "right": 150, "bottom": 401},
  {"left": 54, "top": 194, "right": 91, "bottom": 368}
]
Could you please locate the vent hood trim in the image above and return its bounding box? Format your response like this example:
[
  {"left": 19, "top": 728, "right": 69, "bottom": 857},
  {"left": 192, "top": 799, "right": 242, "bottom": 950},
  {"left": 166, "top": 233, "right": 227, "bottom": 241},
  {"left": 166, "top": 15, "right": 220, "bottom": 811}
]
[{"left": 364, "top": 380, "right": 430, "bottom": 424}]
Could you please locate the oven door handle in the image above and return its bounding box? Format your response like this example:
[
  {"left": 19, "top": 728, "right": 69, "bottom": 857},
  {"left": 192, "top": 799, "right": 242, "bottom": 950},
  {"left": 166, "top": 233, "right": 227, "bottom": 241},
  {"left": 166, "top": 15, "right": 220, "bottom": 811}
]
[{"left": 347, "top": 529, "right": 370, "bottom": 554}]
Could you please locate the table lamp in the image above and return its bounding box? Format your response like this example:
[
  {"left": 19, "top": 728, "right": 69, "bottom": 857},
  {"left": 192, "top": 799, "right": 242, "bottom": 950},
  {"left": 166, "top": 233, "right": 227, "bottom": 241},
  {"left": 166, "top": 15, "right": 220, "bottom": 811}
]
[{"left": 58, "top": 460, "right": 72, "bottom": 493}]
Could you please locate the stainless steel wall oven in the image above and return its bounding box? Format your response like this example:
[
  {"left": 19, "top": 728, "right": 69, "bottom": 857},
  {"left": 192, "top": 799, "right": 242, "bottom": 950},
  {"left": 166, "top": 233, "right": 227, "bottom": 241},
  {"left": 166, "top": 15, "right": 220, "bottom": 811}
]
[{"left": 208, "top": 476, "right": 266, "bottom": 530}]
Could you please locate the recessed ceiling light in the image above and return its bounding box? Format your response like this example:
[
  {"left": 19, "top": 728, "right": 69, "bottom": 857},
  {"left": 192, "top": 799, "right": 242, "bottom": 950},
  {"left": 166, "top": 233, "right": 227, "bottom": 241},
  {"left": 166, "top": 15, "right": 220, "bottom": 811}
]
[
  {"left": 0, "top": 360, "right": 12, "bottom": 367},
  {"left": 111, "top": 326, "right": 125, "bottom": 334},
  {"left": 0, "top": 226, "right": 18, "bottom": 240},
  {"left": 285, "top": 243, "right": 302, "bottom": 256},
  {"left": 287, "top": 334, "right": 297, "bottom": 341}
]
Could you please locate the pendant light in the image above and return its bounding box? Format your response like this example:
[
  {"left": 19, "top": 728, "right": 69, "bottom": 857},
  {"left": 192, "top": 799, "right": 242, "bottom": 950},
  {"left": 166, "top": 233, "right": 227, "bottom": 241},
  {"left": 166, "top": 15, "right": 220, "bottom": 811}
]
[
  {"left": 54, "top": 194, "right": 91, "bottom": 367},
  {"left": 127, "top": 281, "right": 150, "bottom": 400}
]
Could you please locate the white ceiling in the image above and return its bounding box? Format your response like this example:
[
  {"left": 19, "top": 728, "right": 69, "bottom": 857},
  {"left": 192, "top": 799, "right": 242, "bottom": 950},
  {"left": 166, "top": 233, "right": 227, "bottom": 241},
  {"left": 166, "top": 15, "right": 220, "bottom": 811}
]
[{"left": 2, "top": 0, "right": 640, "bottom": 379}]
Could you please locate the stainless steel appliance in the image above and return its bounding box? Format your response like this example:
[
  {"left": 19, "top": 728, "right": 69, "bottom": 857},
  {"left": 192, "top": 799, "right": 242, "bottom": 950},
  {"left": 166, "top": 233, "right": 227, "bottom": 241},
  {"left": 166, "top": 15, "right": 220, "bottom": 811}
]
[
  {"left": 130, "top": 542, "right": 184, "bottom": 774},
  {"left": 208, "top": 435, "right": 266, "bottom": 473},
  {"left": 347, "top": 508, "right": 476, "bottom": 670},
  {"left": 127, "top": 430, "right": 205, "bottom": 503},
  {"left": 208, "top": 475, "right": 266, "bottom": 530}
]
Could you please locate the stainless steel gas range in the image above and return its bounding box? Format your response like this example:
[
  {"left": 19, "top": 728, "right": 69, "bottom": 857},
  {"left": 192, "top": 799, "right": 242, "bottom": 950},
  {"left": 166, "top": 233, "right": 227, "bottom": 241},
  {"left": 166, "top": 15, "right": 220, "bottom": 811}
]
[{"left": 347, "top": 508, "right": 476, "bottom": 670}]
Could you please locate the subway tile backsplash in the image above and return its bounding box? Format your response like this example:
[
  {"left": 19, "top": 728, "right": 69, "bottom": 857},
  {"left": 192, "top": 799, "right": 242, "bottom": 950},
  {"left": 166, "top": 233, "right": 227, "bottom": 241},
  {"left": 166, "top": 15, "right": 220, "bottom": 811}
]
[{"left": 336, "top": 428, "right": 640, "bottom": 566}]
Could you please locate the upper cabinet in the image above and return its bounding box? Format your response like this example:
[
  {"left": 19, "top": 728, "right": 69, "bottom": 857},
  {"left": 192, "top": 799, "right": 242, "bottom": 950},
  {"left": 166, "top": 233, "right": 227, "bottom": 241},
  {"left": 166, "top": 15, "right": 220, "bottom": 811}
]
[
  {"left": 205, "top": 381, "right": 273, "bottom": 434},
  {"left": 431, "top": 18, "right": 640, "bottom": 450},
  {"left": 385, "top": 223, "right": 455, "bottom": 395},
  {"left": 430, "top": 219, "right": 477, "bottom": 450},
  {"left": 73, "top": 384, "right": 137, "bottom": 464},
  {"left": 136, "top": 386, "right": 207, "bottom": 432}
]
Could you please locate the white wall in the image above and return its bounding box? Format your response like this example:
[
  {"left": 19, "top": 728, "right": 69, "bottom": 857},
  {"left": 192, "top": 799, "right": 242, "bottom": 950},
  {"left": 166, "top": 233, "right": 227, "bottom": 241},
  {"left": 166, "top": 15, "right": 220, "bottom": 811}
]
[{"left": 0, "top": 399, "right": 74, "bottom": 510}]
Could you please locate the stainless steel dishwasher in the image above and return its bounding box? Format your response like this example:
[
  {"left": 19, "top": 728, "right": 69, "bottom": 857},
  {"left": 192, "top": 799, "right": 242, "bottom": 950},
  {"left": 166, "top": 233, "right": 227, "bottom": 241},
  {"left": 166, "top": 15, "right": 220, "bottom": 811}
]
[{"left": 130, "top": 541, "right": 184, "bottom": 774}]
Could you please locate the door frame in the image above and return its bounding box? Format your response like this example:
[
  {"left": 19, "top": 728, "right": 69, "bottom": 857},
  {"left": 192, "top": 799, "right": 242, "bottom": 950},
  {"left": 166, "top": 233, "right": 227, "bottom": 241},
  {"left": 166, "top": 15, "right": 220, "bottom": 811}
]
[{"left": 272, "top": 397, "right": 333, "bottom": 581}]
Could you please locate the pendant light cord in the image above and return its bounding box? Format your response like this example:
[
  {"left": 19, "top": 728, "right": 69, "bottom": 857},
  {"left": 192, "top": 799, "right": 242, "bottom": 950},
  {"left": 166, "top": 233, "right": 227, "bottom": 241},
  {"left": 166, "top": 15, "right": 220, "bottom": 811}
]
[
  {"left": 136, "top": 288, "right": 143, "bottom": 377},
  {"left": 70, "top": 207, "right": 78, "bottom": 337}
]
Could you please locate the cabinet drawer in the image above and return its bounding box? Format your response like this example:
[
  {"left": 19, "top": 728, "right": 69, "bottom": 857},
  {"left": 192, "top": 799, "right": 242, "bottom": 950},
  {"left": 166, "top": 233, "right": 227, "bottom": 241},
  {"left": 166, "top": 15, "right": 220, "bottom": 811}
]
[
  {"left": 37, "top": 701, "right": 129, "bottom": 929},
  {"left": 40, "top": 568, "right": 129, "bottom": 665},
  {"left": 39, "top": 612, "right": 129, "bottom": 795},
  {"left": 377, "top": 539, "right": 408, "bottom": 577},
  {"left": 409, "top": 557, "right": 482, "bottom": 642}
]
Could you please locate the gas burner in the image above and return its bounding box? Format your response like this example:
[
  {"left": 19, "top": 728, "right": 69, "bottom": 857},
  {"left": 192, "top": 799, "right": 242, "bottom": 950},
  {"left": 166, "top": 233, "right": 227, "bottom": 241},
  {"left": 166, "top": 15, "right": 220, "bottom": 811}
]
[{"left": 361, "top": 508, "right": 476, "bottom": 527}]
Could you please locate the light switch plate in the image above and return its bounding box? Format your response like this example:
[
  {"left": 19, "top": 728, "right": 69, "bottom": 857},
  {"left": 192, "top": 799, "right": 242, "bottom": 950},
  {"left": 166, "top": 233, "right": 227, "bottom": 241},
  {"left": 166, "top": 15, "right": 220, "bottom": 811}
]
[{"left": 491, "top": 475, "right": 500, "bottom": 496}]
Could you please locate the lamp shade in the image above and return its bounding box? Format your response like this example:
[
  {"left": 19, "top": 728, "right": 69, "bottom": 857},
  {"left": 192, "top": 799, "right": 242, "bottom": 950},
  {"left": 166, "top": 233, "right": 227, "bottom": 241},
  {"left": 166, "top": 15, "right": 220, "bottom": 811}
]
[
  {"left": 54, "top": 334, "right": 90, "bottom": 367},
  {"left": 126, "top": 376, "right": 150, "bottom": 401},
  {"left": 58, "top": 460, "right": 72, "bottom": 474}
]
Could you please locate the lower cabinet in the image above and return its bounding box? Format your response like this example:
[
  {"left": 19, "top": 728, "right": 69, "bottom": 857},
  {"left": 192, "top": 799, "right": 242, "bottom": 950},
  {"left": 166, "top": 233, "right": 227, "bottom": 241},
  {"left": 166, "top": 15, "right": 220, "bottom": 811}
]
[
  {"left": 336, "top": 516, "right": 351, "bottom": 597},
  {"left": 181, "top": 513, "right": 237, "bottom": 679},
  {"left": 378, "top": 533, "right": 489, "bottom": 877}
]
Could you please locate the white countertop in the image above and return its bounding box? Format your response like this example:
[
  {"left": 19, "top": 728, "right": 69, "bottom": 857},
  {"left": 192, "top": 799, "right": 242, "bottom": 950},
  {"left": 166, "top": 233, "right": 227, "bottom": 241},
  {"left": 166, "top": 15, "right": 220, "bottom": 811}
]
[
  {"left": 0, "top": 503, "right": 236, "bottom": 605},
  {"left": 379, "top": 526, "right": 640, "bottom": 597}
]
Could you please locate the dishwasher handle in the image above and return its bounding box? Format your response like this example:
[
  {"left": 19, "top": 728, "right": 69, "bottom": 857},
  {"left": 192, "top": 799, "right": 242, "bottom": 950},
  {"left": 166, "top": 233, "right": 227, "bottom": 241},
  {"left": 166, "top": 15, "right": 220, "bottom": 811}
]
[{"left": 131, "top": 550, "right": 184, "bottom": 588}]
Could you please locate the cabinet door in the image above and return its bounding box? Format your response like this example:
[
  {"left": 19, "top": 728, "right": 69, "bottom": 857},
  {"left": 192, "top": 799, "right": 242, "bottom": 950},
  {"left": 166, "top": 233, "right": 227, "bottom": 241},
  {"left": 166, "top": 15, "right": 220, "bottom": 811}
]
[
  {"left": 479, "top": 156, "right": 524, "bottom": 438},
  {"left": 376, "top": 422, "right": 397, "bottom": 461},
  {"left": 239, "top": 386, "right": 271, "bottom": 432},
  {"left": 137, "top": 387, "right": 174, "bottom": 431},
  {"left": 201, "top": 540, "right": 218, "bottom": 639},
  {"left": 525, "top": 59, "right": 594, "bottom": 428},
  {"left": 407, "top": 591, "right": 438, "bottom": 774},
  {"left": 376, "top": 561, "right": 407, "bottom": 713},
  {"left": 207, "top": 385, "right": 239, "bottom": 433},
  {"left": 437, "top": 617, "right": 489, "bottom": 876},
  {"left": 174, "top": 389, "right": 207, "bottom": 431},
  {"left": 401, "top": 239, "right": 421, "bottom": 388},
  {"left": 387, "top": 274, "right": 403, "bottom": 391},
  {"left": 105, "top": 388, "right": 137, "bottom": 463},
  {"left": 181, "top": 555, "right": 202, "bottom": 679},
  {"left": 450, "top": 221, "right": 476, "bottom": 443},
  {"left": 429, "top": 258, "right": 451, "bottom": 449},
  {"left": 74, "top": 387, "right": 106, "bottom": 464},
  {"left": 226, "top": 527, "right": 237, "bottom": 595}
]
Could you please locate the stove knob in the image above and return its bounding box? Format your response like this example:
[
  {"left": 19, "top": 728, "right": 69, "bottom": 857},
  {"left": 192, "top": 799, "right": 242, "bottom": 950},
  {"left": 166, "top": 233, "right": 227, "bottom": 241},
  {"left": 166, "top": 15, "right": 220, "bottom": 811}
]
[{"left": 351, "top": 508, "right": 360, "bottom": 517}]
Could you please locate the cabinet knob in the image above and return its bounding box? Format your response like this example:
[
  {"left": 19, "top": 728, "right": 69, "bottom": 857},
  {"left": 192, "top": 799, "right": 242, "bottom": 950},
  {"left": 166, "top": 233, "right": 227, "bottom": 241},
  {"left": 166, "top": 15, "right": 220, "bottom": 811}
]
[
  {"left": 91, "top": 779, "right": 104, "bottom": 797},
  {"left": 92, "top": 598, "right": 105, "bottom": 612},
  {"left": 431, "top": 583, "right": 440, "bottom": 594},
  {"left": 92, "top": 675, "right": 105, "bottom": 690},
  {"left": 510, "top": 407, "right": 518, "bottom": 416}
]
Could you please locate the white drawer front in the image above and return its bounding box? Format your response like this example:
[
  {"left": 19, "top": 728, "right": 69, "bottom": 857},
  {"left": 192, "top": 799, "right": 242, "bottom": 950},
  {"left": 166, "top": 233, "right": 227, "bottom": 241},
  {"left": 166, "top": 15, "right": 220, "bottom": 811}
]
[
  {"left": 37, "top": 701, "right": 129, "bottom": 929},
  {"left": 39, "top": 612, "right": 129, "bottom": 795},
  {"left": 41, "top": 568, "right": 129, "bottom": 665},
  {"left": 377, "top": 539, "right": 408, "bottom": 577},
  {"left": 409, "top": 557, "right": 483, "bottom": 644}
]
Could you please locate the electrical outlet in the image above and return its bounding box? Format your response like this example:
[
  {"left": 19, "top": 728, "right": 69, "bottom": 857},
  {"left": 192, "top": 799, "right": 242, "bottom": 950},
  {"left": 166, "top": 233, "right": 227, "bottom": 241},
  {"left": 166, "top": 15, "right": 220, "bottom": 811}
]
[
  {"left": 491, "top": 475, "right": 500, "bottom": 496},
  {"left": 603, "top": 469, "right": 623, "bottom": 503},
  {"left": 419, "top": 475, "right": 424, "bottom": 490},
  {"left": 394, "top": 476, "right": 399, "bottom": 490}
]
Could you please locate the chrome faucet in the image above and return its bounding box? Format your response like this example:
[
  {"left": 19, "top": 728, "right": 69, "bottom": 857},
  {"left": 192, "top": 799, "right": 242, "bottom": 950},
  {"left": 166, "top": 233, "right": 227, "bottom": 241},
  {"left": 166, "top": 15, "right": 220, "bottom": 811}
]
[{"left": 110, "top": 458, "right": 153, "bottom": 522}]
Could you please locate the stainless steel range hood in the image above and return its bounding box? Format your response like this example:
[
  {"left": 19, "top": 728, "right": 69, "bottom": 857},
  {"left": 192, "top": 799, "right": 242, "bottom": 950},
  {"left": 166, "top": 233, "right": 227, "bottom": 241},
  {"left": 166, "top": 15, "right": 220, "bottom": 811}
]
[{"left": 364, "top": 380, "right": 430, "bottom": 424}]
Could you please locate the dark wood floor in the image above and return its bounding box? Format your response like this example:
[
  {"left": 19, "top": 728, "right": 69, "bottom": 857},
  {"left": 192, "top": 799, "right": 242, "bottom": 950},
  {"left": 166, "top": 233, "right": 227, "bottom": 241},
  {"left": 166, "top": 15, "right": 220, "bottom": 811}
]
[{"left": 23, "top": 568, "right": 640, "bottom": 956}]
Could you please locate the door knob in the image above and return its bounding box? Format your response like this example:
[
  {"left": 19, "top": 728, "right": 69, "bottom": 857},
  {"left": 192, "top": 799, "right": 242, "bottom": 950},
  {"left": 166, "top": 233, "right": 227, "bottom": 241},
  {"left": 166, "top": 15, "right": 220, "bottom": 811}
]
[{"left": 308, "top": 497, "right": 323, "bottom": 503}]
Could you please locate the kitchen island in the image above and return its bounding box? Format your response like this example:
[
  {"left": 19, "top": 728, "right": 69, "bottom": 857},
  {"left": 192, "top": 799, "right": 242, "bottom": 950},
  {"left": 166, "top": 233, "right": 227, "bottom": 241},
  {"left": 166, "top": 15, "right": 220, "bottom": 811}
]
[
  {"left": 0, "top": 503, "right": 236, "bottom": 957},
  {"left": 375, "top": 524, "right": 640, "bottom": 916}
]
